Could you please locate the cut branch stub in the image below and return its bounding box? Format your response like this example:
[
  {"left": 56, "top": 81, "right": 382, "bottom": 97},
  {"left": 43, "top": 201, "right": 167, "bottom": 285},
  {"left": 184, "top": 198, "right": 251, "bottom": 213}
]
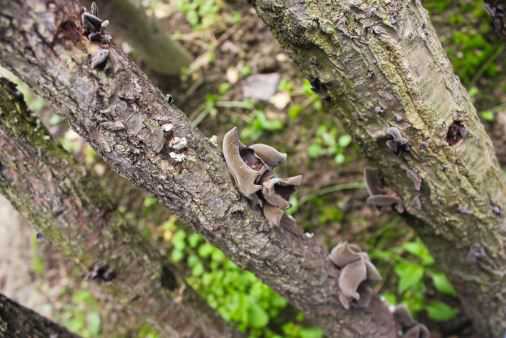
[
  {"left": 328, "top": 242, "right": 382, "bottom": 310},
  {"left": 223, "top": 127, "right": 302, "bottom": 226}
]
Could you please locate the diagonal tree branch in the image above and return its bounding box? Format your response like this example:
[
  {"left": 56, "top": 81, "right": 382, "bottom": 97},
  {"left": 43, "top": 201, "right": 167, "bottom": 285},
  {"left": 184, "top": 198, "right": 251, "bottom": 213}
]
[
  {"left": 0, "top": 293, "right": 81, "bottom": 338},
  {"left": 251, "top": 0, "right": 506, "bottom": 337},
  {"left": 0, "top": 1, "right": 398, "bottom": 337},
  {"left": 0, "top": 78, "right": 242, "bottom": 338}
]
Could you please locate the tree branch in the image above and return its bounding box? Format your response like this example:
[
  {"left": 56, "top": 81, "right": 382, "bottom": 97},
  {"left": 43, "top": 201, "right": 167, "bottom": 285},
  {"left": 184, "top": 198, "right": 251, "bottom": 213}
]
[
  {"left": 251, "top": 0, "right": 506, "bottom": 336},
  {"left": 0, "top": 77, "right": 242, "bottom": 338},
  {"left": 0, "top": 293, "right": 81, "bottom": 338},
  {"left": 0, "top": 1, "right": 398, "bottom": 337}
]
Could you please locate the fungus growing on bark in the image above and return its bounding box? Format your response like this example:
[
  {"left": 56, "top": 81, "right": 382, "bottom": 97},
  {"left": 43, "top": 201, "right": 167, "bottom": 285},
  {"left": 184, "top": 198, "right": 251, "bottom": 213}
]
[
  {"left": 222, "top": 127, "right": 265, "bottom": 199},
  {"left": 364, "top": 168, "right": 404, "bottom": 213},
  {"left": 385, "top": 127, "right": 410, "bottom": 155},
  {"left": 249, "top": 143, "right": 287, "bottom": 167},
  {"left": 222, "top": 127, "right": 302, "bottom": 226},
  {"left": 91, "top": 48, "right": 110, "bottom": 69},
  {"left": 393, "top": 305, "right": 430, "bottom": 338},
  {"left": 81, "top": 2, "right": 111, "bottom": 43},
  {"left": 328, "top": 242, "right": 381, "bottom": 309},
  {"left": 87, "top": 262, "right": 116, "bottom": 282}
]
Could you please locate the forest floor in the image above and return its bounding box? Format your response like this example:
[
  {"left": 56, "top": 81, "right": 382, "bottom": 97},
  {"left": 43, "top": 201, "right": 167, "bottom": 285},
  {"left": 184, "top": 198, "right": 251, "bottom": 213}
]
[{"left": 1, "top": 0, "right": 505, "bottom": 338}]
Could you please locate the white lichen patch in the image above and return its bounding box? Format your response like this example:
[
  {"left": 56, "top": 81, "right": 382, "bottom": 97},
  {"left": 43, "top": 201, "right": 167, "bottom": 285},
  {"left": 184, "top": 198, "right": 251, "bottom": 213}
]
[
  {"left": 169, "top": 137, "right": 188, "bottom": 151},
  {"left": 169, "top": 152, "right": 185, "bottom": 162}
]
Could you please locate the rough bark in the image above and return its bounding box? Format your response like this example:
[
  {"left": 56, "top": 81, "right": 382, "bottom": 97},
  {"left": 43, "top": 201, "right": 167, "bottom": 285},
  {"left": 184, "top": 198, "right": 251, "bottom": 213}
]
[
  {"left": 251, "top": 1, "right": 506, "bottom": 337},
  {"left": 90, "top": 0, "right": 192, "bottom": 75},
  {"left": 490, "top": 111, "right": 506, "bottom": 166},
  {"left": 0, "top": 1, "right": 399, "bottom": 338},
  {"left": 0, "top": 293, "right": 81, "bottom": 338},
  {"left": 0, "top": 78, "right": 241, "bottom": 338}
]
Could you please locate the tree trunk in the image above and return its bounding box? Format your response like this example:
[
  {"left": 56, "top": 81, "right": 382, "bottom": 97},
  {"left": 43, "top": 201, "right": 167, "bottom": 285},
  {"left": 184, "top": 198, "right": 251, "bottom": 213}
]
[
  {"left": 0, "top": 1, "right": 399, "bottom": 337},
  {"left": 0, "top": 78, "right": 242, "bottom": 338},
  {"left": 0, "top": 293, "right": 81, "bottom": 338},
  {"left": 251, "top": 1, "right": 506, "bottom": 337}
]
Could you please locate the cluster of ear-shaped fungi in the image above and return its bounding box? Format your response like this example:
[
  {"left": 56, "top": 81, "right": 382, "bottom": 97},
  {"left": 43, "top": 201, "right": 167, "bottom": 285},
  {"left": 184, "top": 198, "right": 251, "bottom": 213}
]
[
  {"left": 327, "top": 242, "right": 382, "bottom": 309},
  {"left": 222, "top": 127, "right": 302, "bottom": 226},
  {"left": 393, "top": 305, "right": 430, "bottom": 338},
  {"left": 364, "top": 167, "right": 404, "bottom": 213},
  {"left": 80, "top": 2, "right": 113, "bottom": 70}
]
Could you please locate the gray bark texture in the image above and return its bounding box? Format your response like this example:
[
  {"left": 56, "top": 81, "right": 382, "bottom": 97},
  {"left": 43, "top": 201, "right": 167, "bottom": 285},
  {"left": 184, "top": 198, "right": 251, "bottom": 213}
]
[
  {"left": 0, "top": 1, "right": 399, "bottom": 338},
  {"left": 0, "top": 78, "right": 242, "bottom": 338},
  {"left": 251, "top": 0, "right": 506, "bottom": 337},
  {"left": 0, "top": 293, "right": 81, "bottom": 338}
]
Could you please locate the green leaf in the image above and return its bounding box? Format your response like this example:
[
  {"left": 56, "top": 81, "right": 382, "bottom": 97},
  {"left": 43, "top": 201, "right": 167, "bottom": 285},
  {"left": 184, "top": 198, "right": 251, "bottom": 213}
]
[
  {"left": 480, "top": 110, "right": 495, "bottom": 122},
  {"left": 308, "top": 143, "right": 323, "bottom": 158},
  {"left": 381, "top": 292, "right": 397, "bottom": 305},
  {"left": 300, "top": 327, "right": 324, "bottom": 338},
  {"left": 394, "top": 261, "right": 424, "bottom": 293},
  {"left": 431, "top": 272, "right": 457, "bottom": 296},
  {"left": 403, "top": 240, "right": 434, "bottom": 266},
  {"left": 198, "top": 243, "right": 214, "bottom": 258},
  {"left": 338, "top": 134, "right": 352, "bottom": 148},
  {"left": 426, "top": 301, "right": 458, "bottom": 321},
  {"left": 288, "top": 104, "right": 302, "bottom": 120},
  {"left": 86, "top": 312, "right": 101, "bottom": 336},
  {"left": 188, "top": 233, "right": 202, "bottom": 248},
  {"left": 334, "top": 153, "right": 345, "bottom": 164},
  {"left": 248, "top": 303, "right": 269, "bottom": 328}
]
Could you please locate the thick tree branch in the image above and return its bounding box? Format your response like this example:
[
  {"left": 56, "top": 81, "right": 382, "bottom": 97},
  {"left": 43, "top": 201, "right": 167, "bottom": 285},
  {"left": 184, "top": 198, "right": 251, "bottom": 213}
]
[
  {"left": 0, "top": 1, "right": 398, "bottom": 337},
  {"left": 250, "top": 0, "right": 506, "bottom": 337},
  {"left": 0, "top": 293, "right": 81, "bottom": 338},
  {"left": 0, "top": 78, "right": 241, "bottom": 338}
]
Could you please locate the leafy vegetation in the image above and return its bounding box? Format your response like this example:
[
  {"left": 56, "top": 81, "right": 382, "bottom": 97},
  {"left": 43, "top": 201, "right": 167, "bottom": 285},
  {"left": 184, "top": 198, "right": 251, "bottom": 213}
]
[
  {"left": 163, "top": 219, "right": 322, "bottom": 338},
  {"left": 59, "top": 290, "right": 102, "bottom": 338},
  {"left": 369, "top": 225, "right": 458, "bottom": 322}
]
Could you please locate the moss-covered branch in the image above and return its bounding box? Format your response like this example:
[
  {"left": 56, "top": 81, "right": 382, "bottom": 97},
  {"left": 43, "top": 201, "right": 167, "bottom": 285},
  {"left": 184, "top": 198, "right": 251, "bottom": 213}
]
[
  {"left": 0, "top": 78, "right": 242, "bottom": 338},
  {"left": 251, "top": 1, "right": 506, "bottom": 337}
]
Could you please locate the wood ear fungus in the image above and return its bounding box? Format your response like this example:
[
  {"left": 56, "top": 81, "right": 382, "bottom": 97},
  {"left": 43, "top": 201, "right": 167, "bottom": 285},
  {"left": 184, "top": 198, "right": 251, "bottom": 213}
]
[
  {"left": 223, "top": 127, "right": 264, "bottom": 199},
  {"left": 249, "top": 143, "right": 287, "bottom": 168},
  {"left": 364, "top": 167, "right": 404, "bottom": 213},
  {"left": 328, "top": 242, "right": 382, "bottom": 310},
  {"left": 223, "top": 127, "right": 303, "bottom": 227},
  {"left": 393, "top": 305, "right": 430, "bottom": 338}
]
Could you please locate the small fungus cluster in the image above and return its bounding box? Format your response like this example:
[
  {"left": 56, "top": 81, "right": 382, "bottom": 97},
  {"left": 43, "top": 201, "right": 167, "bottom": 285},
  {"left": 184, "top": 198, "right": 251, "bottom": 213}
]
[
  {"left": 81, "top": 2, "right": 112, "bottom": 70},
  {"left": 364, "top": 167, "right": 404, "bottom": 213},
  {"left": 327, "top": 242, "right": 382, "bottom": 309},
  {"left": 393, "top": 305, "right": 430, "bottom": 338},
  {"left": 222, "top": 127, "right": 301, "bottom": 226}
]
